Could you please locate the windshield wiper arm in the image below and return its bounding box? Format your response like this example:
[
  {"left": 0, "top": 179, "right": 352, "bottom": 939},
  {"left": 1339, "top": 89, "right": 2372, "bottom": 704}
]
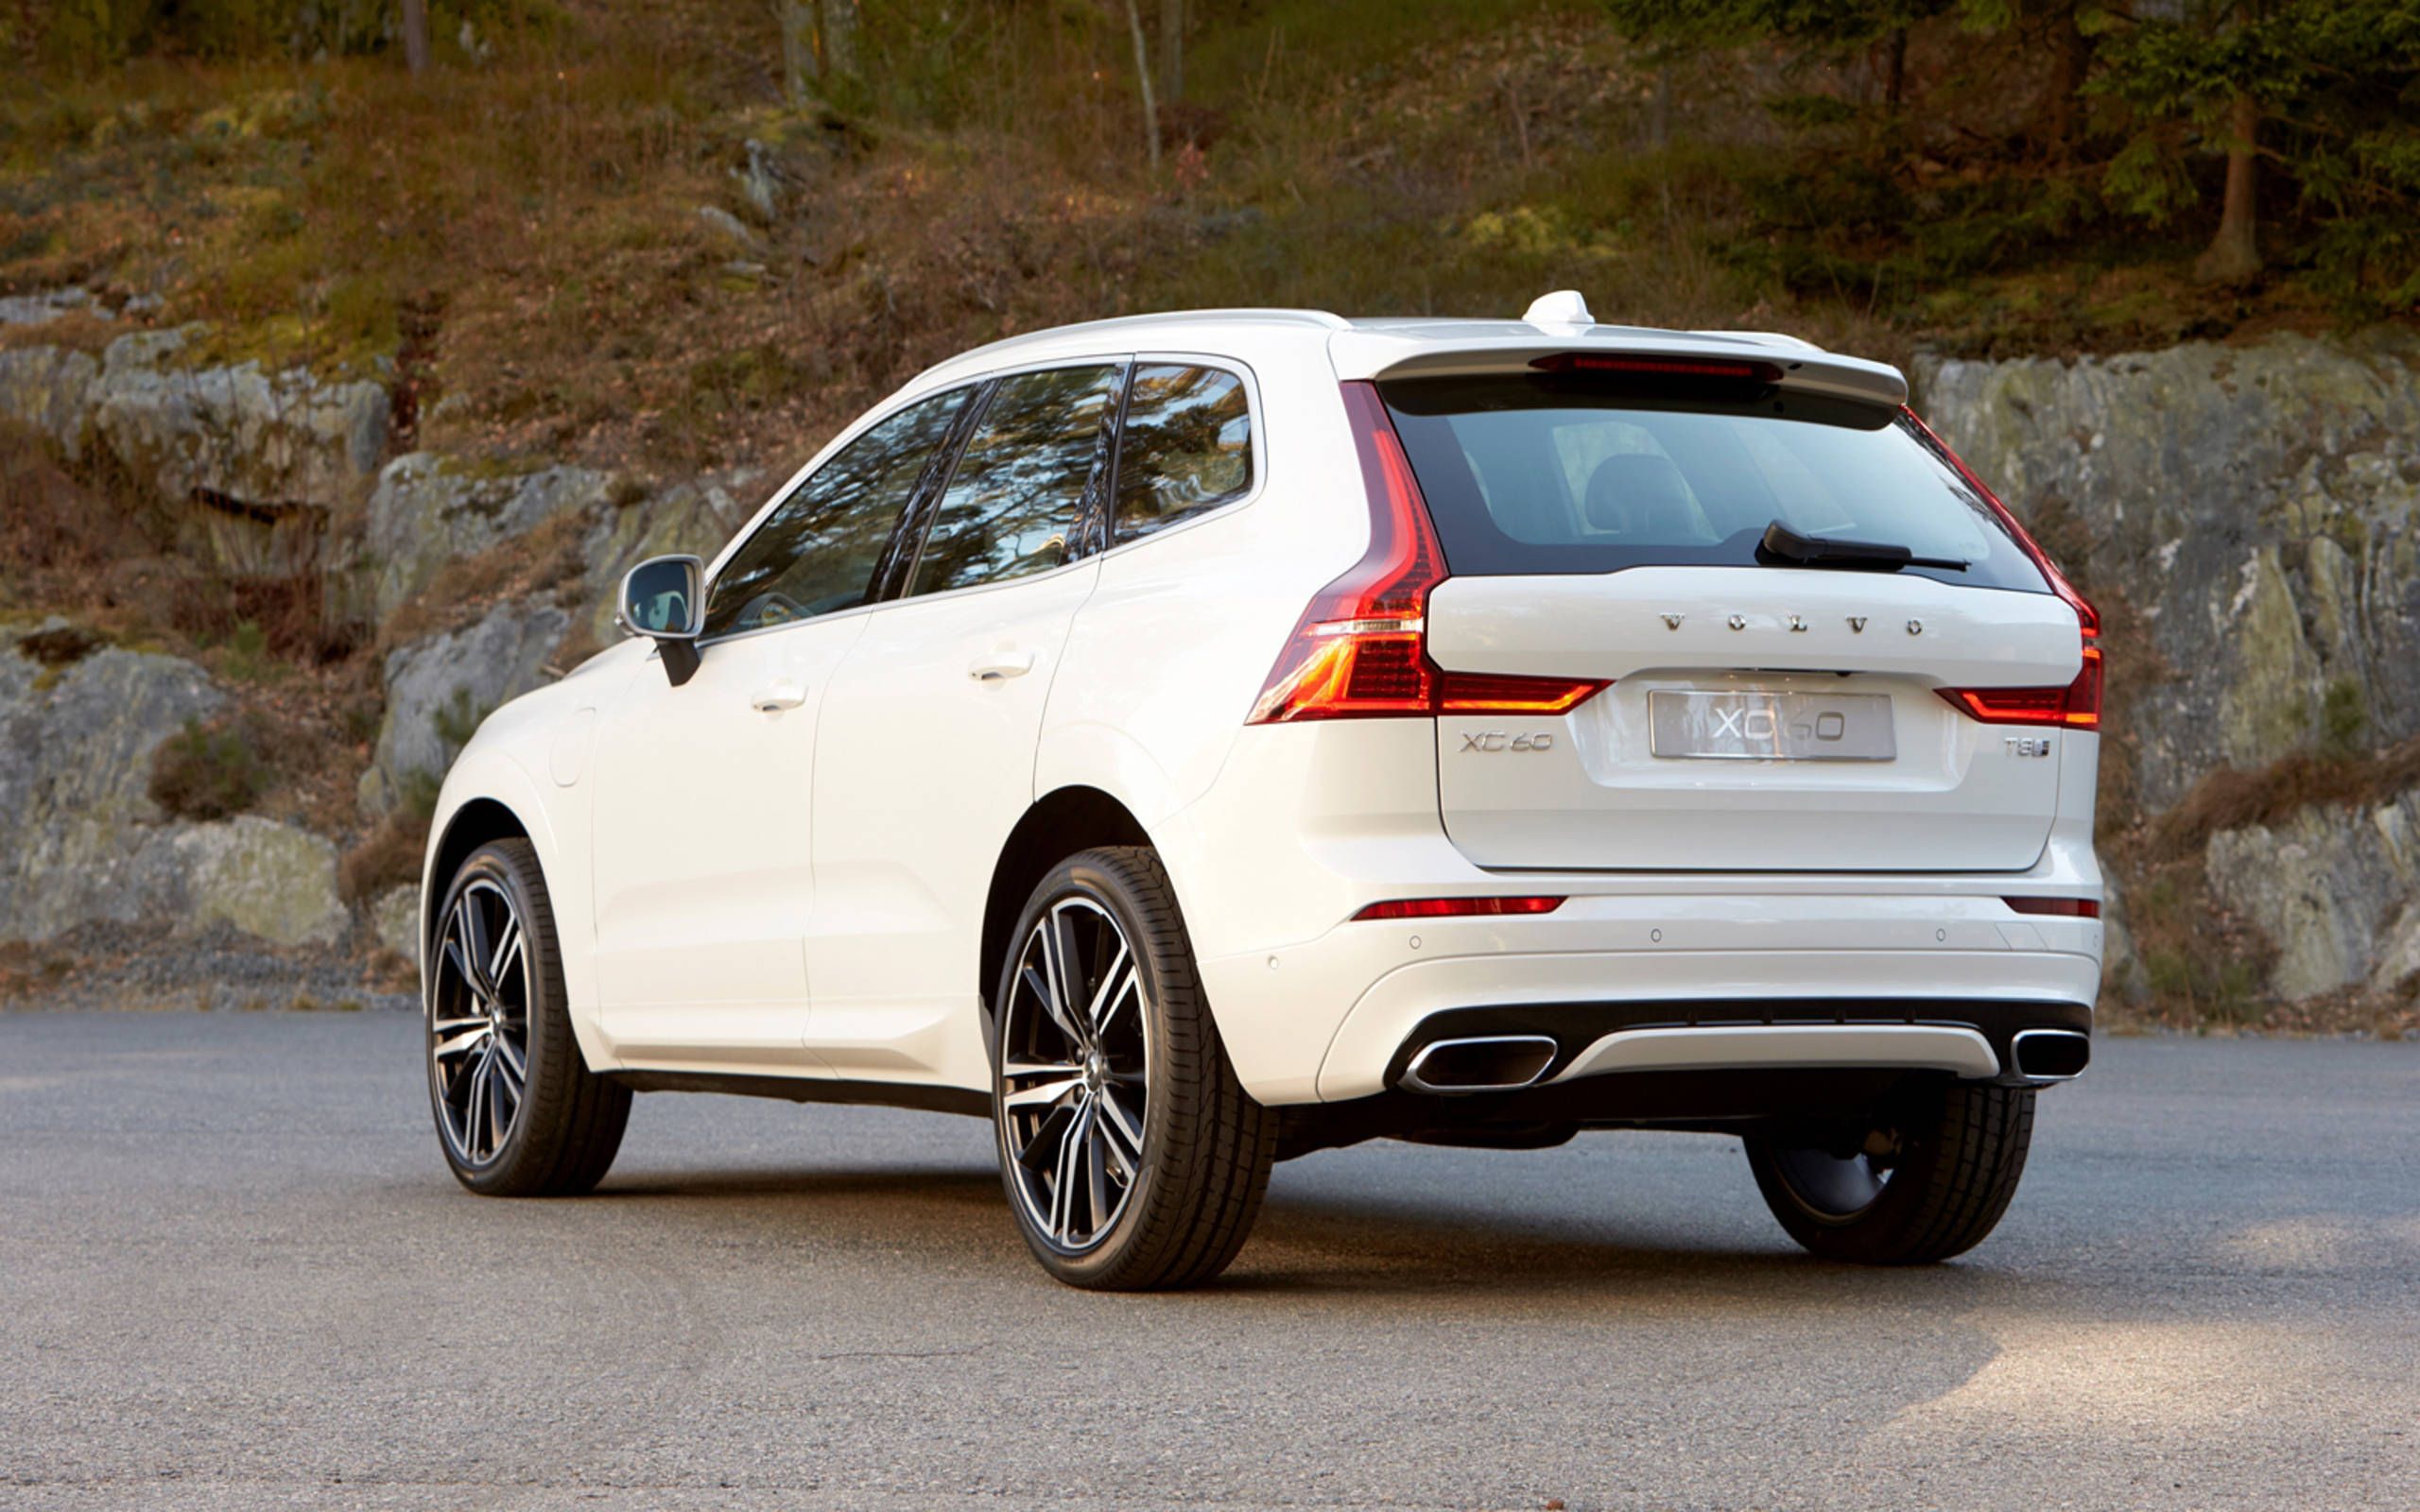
[{"left": 1758, "top": 520, "right": 1967, "bottom": 573}]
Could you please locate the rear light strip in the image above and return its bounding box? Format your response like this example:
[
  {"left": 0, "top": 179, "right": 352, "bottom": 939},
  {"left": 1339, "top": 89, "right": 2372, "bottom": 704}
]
[
  {"left": 2003, "top": 897, "right": 2100, "bottom": 919},
  {"left": 1248, "top": 382, "right": 1607, "bottom": 724},
  {"left": 1937, "top": 642, "right": 2102, "bottom": 730},
  {"left": 1531, "top": 352, "right": 1783, "bottom": 383},
  {"left": 1353, "top": 896, "right": 1565, "bottom": 922},
  {"left": 1901, "top": 406, "right": 2105, "bottom": 732}
]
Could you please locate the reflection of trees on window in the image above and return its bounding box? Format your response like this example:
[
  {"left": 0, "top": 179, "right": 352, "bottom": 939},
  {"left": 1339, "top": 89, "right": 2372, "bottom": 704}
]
[
  {"left": 1115, "top": 365, "right": 1251, "bottom": 540},
  {"left": 912, "top": 366, "right": 1118, "bottom": 595},
  {"left": 703, "top": 388, "right": 967, "bottom": 638}
]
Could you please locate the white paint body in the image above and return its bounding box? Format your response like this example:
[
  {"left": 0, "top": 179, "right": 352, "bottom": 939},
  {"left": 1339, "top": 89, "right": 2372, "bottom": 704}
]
[{"left": 424, "top": 310, "right": 2104, "bottom": 1110}]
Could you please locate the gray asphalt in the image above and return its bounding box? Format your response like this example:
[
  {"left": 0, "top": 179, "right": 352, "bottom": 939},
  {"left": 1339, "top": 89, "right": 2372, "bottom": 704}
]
[{"left": 1, "top": 1013, "right": 2414, "bottom": 1512}]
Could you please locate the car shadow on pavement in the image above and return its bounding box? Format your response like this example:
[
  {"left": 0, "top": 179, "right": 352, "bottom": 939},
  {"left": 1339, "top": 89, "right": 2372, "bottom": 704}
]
[{"left": 576, "top": 1160, "right": 2045, "bottom": 1314}]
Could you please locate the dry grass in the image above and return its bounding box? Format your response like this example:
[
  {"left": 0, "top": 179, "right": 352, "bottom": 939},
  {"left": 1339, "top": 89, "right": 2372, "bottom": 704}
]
[{"left": 338, "top": 811, "right": 428, "bottom": 905}]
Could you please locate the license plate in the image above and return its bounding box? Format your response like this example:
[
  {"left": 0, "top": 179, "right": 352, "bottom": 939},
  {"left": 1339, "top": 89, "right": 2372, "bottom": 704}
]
[{"left": 1648, "top": 690, "right": 1895, "bottom": 762}]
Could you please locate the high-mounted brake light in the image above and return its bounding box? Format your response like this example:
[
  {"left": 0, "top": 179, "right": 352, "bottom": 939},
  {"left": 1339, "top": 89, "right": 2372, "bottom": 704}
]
[
  {"left": 1352, "top": 896, "right": 1565, "bottom": 922},
  {"left": 1248, "top": 383, "right": 1608, "bottom": 724},
  {"left": 1902, "top": 406, "right": 2104, "bottom": 731},
  {"left": 1530, "top": 352, "right": 1783, "bottom": 383}
]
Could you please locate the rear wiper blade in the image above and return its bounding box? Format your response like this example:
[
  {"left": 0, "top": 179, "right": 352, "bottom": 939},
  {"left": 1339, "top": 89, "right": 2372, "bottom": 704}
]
[{"left": 1758, "top": 520, "right": 1966, "bottom": 573}]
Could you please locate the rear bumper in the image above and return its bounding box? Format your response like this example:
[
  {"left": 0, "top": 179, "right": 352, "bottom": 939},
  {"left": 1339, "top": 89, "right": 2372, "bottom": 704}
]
[{"left": 1196, "top": 891, "right": 2102, "bottom": 1105}]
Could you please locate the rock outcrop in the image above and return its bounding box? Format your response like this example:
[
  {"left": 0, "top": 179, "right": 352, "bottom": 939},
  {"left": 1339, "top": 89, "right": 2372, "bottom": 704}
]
[
  {"left": 0, "top": 625, "right": 223, "bottom": 941},
  {"left": 1920, "top": 331, "right": 2420, "bottom": 812},
  {"left": 359, "top": 598, "right": 571, "bottom": 816},
  {"left": 0, "top": 626, "right": 342, "bottom": 950},
  {"left": 363, "top": 453, "right": 613, "bottom": 620},
  {"left": 1919, "top": 331, "right": 2420, "bottom": 1009},
  {"left": 0, "top": 313, "right": 390, "bottom": 576}
]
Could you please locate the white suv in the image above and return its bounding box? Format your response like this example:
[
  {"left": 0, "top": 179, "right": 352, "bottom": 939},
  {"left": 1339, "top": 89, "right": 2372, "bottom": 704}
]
[{"left": 419, "top": 294, "right": 2104, "bottom": 1289}]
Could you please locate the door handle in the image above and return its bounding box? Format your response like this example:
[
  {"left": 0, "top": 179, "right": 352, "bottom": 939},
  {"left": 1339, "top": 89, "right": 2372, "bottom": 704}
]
[
  {"left": 968, "top": 650, "right": 1035, "bottom": 681},
  {"left": 751, "top": 681, "right": 806, "bottom": 713}
]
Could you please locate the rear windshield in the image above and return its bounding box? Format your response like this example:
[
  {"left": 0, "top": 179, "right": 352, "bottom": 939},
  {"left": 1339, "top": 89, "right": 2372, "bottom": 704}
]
[{"left": 1380, "top": 374, "right": 2048, "bottom": 593}]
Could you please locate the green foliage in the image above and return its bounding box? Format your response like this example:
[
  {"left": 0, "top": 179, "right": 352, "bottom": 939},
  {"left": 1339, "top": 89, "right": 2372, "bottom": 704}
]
[
  {"left": 2321, "top": 679, "right": 2370, "bottom": 758},
  {"left": 2094, "top": 1, "right": 2420, "bottom": 307},
  {"left": 148, "top": 714, "right": 269, "bottom": 822}
]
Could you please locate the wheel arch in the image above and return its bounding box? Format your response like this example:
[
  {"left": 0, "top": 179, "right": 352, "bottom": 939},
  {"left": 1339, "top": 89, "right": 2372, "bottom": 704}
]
[
  {"left": 978, "top": 785, "right": 1154, "bottom": 1029},
  {"left": 419, "top": 748, "right": 614, "bottom": 1072},
  {"left": 424, "top": 798, "right": 530, "bottom": 960}
]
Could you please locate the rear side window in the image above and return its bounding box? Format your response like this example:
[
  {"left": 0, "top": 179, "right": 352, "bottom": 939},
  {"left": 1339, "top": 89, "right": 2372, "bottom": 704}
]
[
  {"left": 911, "top": 364, "right": 1120, "bottom": 595},
  {"left": 1380, "top": 374, "right": 2048, "bottom": 593},
  {"left": 1115, "top": 364, "right": 1253, "bottom": 540},
  {"left": 703, "top": 387, "right": 969, "bottom": 639}
]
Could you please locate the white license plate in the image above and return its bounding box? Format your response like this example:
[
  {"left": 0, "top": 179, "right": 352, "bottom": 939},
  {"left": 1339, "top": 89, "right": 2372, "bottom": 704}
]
[{"left": 1648, "top": 690, "right": 1895, "bottom": 761}]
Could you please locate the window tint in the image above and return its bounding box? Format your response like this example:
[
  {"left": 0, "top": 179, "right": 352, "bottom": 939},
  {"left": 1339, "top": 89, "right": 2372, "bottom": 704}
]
[
  {"left": 1380, "top": 375, "right": 2049, "bottom": 594},
  {"left": 702, "top": 389, "right": 968, "bottom": 639},
  {"left": 910, "top": 365, "right": 1119, "bottom": 595},
  {"left": 1115, "top": 364, "right": 1253, "bottom": 540}
]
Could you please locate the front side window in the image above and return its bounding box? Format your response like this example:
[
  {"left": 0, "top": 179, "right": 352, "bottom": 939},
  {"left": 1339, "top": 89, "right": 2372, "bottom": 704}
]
[
  {"left": 702, "top": 388, "right": 969, "bottom": 639},
  {"left": 1115, "top": 363, "right": 1253, "bottom": 541},
  {"left": 909, "top": 364, "right": 1121, "bottom": 596}
]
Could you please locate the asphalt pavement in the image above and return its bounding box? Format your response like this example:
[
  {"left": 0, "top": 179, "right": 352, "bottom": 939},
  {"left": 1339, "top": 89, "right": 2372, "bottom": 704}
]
[{"left": 2, "top": 1010, "right": 2414, "bottom": 1511}]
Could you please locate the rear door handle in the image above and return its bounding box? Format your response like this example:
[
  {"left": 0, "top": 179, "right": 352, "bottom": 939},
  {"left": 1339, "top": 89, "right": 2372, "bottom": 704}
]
[
  {"left": 968, "top": 650, "right": 1035, "bottom": 681},
  {"left": 752, "top": 681, "right": 806, "bottom": 713}
]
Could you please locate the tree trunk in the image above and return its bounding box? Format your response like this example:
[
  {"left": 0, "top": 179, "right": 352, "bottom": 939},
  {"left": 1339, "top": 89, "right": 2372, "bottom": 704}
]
[
  {"left": 400, "top": 0, "right": 428, "bottom": 74},
  {"left": 1883, "top": 26, "right": 1907, "bottom": 115},
  {"left": 822, "top": 0, "right": 858, "bottom": 81},
  {"left": 779, "top": 0, "right": 814, "bottom": 104},
  {"left": 2206, "top": 91, "right": 2255, "bottom": 285},
  {"left": 1124, "top": 0, "right": 1163, "bottom": 173},
  {"left": 2194, "top": 1, "right": 2262, "bottom": 284},
  {"left": 2047, "top": 1, "right": 2095, "bottom": 163},
  {"left": 2195, "top": 89, "right": 2261, "bottom": 284},
  {"left": 1159, "top": 0, "right": 1184, "bottom": 102},
  {"left": 1648, "top": 63, "right": 1671, "bottom": 150}
]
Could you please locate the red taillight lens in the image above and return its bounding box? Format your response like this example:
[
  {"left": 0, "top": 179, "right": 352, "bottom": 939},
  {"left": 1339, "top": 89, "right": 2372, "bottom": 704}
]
[
  {"left": 2004, "top": 897, "right": 2100, "bottom": 919},
  {"left": 1901, "top": 405, "right": 2104, "bottom": 733},
  {"left": 1939, "top": 642, "right": 2102, "bottom": 729},
  {"left": 1352, "top": 896, "right": 1565, "bottom": 921},
  {"left": 1436, "top": 669, "right": 1609, "bottom": 713},
  {"left": 1249, "top": 383, "right": 1444, "bottom": 724},
  {"left": 1250, "top": 384, "right": 1608, "bottom": 725}
]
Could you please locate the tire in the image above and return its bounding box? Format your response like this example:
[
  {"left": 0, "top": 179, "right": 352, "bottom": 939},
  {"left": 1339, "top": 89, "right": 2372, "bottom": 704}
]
[
  {"left": 991, "top": 846, "right": 1277, "bottom": 1290},
  {"left": 425, "top": 838, "right": 631, "bottom": 1197},
  {"left": 1744, "top": 1080, "right": 2034, "bottom": 1264}
]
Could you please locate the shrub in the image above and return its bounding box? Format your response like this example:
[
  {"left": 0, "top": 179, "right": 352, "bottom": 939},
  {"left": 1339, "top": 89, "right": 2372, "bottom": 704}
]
[
  {"left": 338, "top": 810, "right": 429, "bottom": 904},
  {"left": 148, "top": 714, "right": 269, "bottom": 821}
]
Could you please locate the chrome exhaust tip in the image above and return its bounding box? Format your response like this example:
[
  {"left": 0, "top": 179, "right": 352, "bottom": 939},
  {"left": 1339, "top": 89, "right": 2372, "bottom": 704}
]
[
  {"left": 2010, "top": 1028, "right": 2091, "bottom": 1081},
  {"left": 1399, "top": 1035, "right": 1559, "bottom": 1095}
]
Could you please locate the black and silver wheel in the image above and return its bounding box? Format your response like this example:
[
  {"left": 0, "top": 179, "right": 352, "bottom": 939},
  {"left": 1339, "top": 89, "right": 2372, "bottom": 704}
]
[
  {"left": 993, "top": 846, "right": 1275, "bottom": 1290},
  {"left": 1745, "top": 1080, "right": 2035, "bottom": 1264},
  {"left": 425, "top": 839, "right": 631, "bottom": 1196}
]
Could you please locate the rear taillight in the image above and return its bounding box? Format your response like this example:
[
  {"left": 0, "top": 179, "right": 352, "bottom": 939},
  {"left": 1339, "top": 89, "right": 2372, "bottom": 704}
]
[
  {"left": 1937, "top": 644, "right": 2102, "bottom": 729},
  {"left": 1352, "top": 896, "right": 1565, "bottom": 921},
  {"left": 1903, "top": 406, "right": 2103, "bottom": 732},
  {"left": 1249, "top": 383, "right": 1607, "bottom": 725}
]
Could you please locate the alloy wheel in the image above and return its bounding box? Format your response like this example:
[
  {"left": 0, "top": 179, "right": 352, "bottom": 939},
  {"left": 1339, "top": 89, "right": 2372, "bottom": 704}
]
[
  {"left": 428, "top": 878, "right": 532, "bottom": 1168},
  {"left": 998, "top": 895, "right": 1151, "bottom": 1254}
]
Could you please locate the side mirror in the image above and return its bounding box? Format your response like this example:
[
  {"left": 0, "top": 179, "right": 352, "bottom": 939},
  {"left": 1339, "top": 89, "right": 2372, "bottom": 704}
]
[{"left": 617, "top": 555, "right": 705, "bottom": 685}]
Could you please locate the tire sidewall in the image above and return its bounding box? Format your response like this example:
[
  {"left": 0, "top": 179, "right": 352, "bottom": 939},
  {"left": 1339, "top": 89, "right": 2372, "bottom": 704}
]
[
  {"left": 991, "top": 853, "right": 1177, "bottom": 1286},
  {"left": 428, "top": 841, "right": 568, "bottom": 1195}
]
